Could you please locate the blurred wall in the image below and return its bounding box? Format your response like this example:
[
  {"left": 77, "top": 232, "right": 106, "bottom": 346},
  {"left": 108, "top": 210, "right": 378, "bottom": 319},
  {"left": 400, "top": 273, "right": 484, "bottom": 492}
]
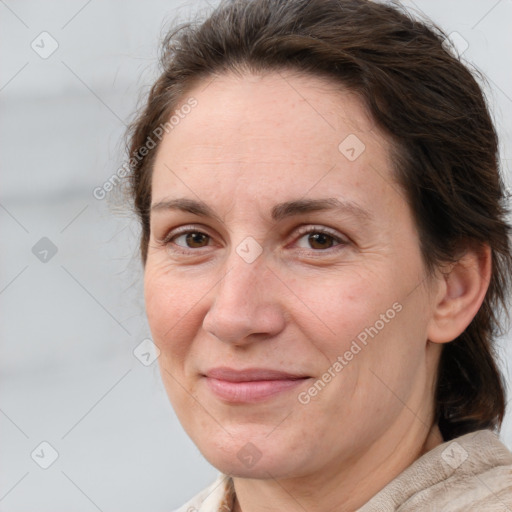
[{"left": 1, "top": 0, "right": 511, "bottom": 510}]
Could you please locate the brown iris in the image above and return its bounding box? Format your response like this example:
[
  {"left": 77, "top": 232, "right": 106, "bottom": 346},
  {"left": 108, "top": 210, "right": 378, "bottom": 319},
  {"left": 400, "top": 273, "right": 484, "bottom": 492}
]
[
  {"left": 185, "top": 232, "right": 209, "bottom": 248},
  {"left": 308, "top": 232, "right": 335, "bottom": 250}
]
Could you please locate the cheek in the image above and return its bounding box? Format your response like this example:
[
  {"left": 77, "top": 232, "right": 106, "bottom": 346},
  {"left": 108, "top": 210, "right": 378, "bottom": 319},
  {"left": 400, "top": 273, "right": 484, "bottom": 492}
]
[
  {"left": 282, "top": 267, "right": 393, "bottom": 352},
  {"left": 144, "top": 266, "right": 204, "bottom": 360},
  {"left": 144, "top": 268, "right": 206, "bottom": 416},
  {"left": 285, "top": 263, "right": 425, "bottom": 405}
]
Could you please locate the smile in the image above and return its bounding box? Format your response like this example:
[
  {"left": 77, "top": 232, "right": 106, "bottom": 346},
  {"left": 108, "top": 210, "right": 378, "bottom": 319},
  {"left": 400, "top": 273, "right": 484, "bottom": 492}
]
[{"left": 202, "top": 367, "right": 310, "bottom": 403}]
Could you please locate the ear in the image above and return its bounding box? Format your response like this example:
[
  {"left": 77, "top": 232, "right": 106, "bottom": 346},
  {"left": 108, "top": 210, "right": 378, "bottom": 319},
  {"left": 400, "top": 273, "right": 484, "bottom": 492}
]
[{"left": 427, "top": 244, "right": 491, "bottom": 344}]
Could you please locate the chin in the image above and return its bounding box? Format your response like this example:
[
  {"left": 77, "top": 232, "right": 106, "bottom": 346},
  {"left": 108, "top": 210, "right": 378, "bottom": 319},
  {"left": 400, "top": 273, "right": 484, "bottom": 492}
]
[
  {"left": 191, "top": 425, "right": 311, "bottom": 480},
  {"left": 201, "top": 448, "right": 296, "bottom": 480}
]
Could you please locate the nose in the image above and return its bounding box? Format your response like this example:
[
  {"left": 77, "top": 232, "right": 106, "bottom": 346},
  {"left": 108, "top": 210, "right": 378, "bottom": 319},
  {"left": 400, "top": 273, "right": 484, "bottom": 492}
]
[{"left": 202, "top": 255, "right": 286, "bottom": 346}]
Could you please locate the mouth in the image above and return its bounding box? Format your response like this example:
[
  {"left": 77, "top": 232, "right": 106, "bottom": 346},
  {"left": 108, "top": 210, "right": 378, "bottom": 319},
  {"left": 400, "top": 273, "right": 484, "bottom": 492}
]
[{"left": 202, "top": 367, "right": 311, "bottom": 403}]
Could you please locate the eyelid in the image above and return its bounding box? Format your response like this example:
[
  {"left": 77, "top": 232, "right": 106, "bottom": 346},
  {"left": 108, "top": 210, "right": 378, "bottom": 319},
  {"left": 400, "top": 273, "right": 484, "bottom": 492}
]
[
  {"left": 290, "top": 224, "right": 349, "bottom": 247},
  {"left": 160, "top": 224, "right": 215, "bottom": 246},
  {"left": 158, "top": 223, "right": 349, "bottom": 253}
]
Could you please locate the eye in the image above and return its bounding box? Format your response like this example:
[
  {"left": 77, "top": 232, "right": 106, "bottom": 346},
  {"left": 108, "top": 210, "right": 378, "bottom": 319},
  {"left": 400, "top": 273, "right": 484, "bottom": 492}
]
[
  {"left": 167, "top": 230, "right": 211, "bottom": 249},
  {"left": 295, "top": 228, "right": 346, "bottom": 250}
]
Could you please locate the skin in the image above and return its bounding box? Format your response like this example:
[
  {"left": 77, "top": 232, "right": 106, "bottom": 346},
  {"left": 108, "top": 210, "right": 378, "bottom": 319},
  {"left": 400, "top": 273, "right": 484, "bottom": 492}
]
[{"left": 144, "top": 70, "right": 491, "bottom": 511}]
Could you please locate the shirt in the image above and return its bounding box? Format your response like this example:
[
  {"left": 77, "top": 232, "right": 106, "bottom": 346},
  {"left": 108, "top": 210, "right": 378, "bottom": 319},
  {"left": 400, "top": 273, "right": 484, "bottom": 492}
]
[{"left": 173, "top": 429, "right": 512, "bottom": 511}]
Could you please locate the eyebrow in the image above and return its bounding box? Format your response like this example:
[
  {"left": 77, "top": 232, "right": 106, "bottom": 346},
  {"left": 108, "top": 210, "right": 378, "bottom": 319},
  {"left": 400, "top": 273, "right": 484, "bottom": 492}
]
[
  {"left": 150, "top": 198, "right": 224, "bottom": 224},
  {"left": 150, "top": 197, "right": 372, "bottom": 224},
  {"left": 271, "top": 198, "right": 372, "bottom": 223}
]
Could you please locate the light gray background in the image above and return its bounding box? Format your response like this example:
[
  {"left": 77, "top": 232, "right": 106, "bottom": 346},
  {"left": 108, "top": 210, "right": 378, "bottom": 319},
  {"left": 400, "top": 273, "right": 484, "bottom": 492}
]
[{"left": 1, "top": 0, "right": 511, "bottom": 510}]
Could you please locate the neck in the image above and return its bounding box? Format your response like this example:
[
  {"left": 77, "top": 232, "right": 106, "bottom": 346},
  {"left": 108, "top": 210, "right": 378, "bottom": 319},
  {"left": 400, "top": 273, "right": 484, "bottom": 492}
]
[{"left": 232, "top": 421, "right": 443, "bottom": 512}]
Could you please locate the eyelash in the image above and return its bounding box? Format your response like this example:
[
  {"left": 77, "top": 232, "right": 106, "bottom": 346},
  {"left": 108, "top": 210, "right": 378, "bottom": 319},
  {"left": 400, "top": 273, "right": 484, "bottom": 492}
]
[
  {"left": 160, "top": 224, "right": 348, "bottom": 255},
  {"left": 291, "top": 225, "right": 348, "bottom": 252}
]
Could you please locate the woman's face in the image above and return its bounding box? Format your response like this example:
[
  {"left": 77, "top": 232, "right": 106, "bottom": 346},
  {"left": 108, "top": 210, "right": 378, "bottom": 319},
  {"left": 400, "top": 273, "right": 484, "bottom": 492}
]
[{"left": 144, "top": 71, "right": 442, "bottom": 480}]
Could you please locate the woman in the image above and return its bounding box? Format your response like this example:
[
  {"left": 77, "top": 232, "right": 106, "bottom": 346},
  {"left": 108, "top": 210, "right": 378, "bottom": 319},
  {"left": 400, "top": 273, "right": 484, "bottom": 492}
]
[{"left": 125, "top": 0, "right": 512, "bottom": 510}]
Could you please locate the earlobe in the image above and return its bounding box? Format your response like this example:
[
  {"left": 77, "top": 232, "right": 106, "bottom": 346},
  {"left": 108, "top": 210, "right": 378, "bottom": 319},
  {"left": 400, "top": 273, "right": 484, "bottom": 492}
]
[{"left": 427, "top": 244, "right": 491, "bottom": 344}]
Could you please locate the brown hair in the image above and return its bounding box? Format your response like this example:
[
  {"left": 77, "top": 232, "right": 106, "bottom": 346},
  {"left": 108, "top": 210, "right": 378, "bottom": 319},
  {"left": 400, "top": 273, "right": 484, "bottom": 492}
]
[{"left": 125, "top": 0, "right": 512, "bottom": 441}]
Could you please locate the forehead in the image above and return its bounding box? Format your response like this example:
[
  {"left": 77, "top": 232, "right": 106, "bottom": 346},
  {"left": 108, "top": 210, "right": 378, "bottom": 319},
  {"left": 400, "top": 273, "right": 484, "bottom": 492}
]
[{"left": 151, "top": 70, "right": 396, "bottom": 210}]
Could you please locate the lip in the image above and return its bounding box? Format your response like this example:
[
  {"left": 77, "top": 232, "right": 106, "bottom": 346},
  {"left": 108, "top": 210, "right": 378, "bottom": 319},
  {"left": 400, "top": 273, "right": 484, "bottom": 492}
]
[{"left": 203, "top": 367, "right": 310, "bottom": 403}]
